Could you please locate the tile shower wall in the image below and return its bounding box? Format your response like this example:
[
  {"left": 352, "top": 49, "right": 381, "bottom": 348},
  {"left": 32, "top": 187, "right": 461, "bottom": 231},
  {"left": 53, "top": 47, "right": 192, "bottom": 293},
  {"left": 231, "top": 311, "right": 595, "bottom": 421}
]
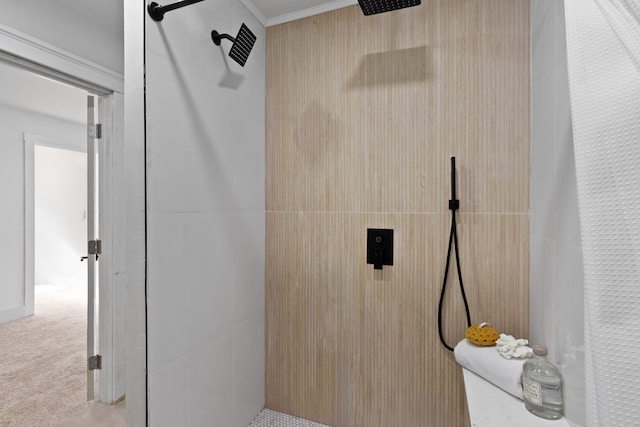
[
  {"left": 143, "top": 0, "right": 265, "bottom": 425},
  {"left": 266, "top": 1, "right": 530, "bottom": 426},
  {"left": 124, "top": 1, "right": 147, "bottom": 423},
  {"left": 530, "top": 1, "right": 585, "bottom": 426}
]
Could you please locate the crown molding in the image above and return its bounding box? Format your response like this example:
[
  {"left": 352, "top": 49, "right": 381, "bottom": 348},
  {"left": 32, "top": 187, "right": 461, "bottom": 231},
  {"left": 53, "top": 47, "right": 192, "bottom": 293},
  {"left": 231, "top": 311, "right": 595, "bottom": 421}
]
[
  {"left": 0, "top": 23, "right": 123, "bottom": 93},
  {"left": 239, "top": 0, "right": 267, "bottom": 27},
  {"left": 240, "top": 0, "right": 358, "bottom": 28},
  {"left": 267, "top": 0, "right": 357, "bottom": 26}
]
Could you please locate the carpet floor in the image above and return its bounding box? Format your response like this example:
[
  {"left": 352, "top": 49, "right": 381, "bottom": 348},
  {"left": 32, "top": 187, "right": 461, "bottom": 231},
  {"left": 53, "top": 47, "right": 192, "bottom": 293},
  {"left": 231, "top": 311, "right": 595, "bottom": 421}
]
[{"left": 0, "top": 283, "right": 87, "bottom": 427}]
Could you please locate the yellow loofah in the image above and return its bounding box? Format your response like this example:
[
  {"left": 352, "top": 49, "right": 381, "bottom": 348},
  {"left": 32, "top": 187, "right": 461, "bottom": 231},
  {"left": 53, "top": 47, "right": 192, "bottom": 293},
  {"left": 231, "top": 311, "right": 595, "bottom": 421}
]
[{"left": 465, "top": 323, "right": 500, "bottom": 346}]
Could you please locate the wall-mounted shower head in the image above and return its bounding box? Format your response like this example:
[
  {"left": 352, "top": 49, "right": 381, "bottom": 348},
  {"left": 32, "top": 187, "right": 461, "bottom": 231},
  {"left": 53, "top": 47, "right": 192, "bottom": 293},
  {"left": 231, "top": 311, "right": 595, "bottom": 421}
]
[
  {"left": 211, "top": 23, "right": 257, "bottom": 67},
  {"left": 357, "top": 0, "right": 421, "bottom": 16}
]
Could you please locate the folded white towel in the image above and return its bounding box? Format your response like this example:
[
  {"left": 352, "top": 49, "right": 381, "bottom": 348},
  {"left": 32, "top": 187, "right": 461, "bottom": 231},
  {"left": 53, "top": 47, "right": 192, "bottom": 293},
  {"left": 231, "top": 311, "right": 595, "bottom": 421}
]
[
  {"left": 454, "top": 339, "right": 526, "bottom": 400},
  {"left": 495, "top": 333, "right": 533, "bottom": 359}
]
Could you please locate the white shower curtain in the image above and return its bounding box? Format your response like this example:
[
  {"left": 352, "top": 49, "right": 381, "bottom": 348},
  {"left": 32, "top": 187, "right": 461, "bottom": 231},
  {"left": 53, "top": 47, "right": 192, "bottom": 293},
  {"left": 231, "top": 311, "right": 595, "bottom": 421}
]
[{"left": 564, "top": 0, "right": 640, "bottom": 426}]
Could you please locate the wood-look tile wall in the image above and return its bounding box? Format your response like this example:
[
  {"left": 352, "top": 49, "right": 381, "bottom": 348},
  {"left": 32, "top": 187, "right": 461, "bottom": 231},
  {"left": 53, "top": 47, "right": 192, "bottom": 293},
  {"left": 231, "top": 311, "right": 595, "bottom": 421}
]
[{"left": 265, "top": 2, "right": 530, "bottom": 426}]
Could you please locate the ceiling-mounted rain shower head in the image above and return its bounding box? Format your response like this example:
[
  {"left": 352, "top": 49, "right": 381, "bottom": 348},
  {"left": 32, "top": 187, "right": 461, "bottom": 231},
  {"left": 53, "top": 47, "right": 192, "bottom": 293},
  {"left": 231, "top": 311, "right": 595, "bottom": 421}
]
[
  {"left": 358, "top": 0, "right": 421, "bottom": 16},
  {"left": 211, "top": 23, "right": 257, "bottom": 67}
]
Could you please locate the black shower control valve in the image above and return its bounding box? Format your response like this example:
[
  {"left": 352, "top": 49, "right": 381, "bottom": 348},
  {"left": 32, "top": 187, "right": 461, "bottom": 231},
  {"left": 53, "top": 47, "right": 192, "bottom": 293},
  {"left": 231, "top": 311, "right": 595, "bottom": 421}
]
[{"left": 367, "top": 229, "right": 393, "bottom": 270}]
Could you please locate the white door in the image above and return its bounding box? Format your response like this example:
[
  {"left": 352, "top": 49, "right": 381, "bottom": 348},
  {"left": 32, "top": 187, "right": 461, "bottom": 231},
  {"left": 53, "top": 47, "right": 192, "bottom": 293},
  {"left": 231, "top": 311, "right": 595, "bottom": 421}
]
[{"left": 86, "top": 95, "right": 100, "bottom": 401}]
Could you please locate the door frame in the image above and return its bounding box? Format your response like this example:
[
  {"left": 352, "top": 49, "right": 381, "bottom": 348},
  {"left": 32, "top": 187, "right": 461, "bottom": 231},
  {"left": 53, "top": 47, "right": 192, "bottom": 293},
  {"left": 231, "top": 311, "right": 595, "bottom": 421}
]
[
  {"left": 3, "top": 22, "right": 128, "bottom": 405},
  {"left": 22, "top": 99, "right": 121, "bottom": 405}
]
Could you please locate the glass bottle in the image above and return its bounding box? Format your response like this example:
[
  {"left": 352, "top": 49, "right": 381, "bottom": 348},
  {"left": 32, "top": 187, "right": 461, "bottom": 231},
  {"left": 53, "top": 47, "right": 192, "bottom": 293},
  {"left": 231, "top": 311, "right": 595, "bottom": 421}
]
[{"left": 521, "top": 345, "right": 563, "bottom": 419}]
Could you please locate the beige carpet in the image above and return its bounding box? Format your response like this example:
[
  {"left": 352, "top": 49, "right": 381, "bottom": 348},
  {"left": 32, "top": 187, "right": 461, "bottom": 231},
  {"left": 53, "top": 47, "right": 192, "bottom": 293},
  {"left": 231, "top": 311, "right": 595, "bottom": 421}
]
[{"left": 0, "top": 283, "right": 87, "bottom": 427}]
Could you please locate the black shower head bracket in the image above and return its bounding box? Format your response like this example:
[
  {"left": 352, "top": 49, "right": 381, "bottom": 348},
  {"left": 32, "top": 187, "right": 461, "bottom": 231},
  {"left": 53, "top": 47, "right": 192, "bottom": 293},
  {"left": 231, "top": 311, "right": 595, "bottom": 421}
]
[
  {"left": 211, "top": 31, "right": 235, "bottom": 46},
  {"left": 211, "top": 23, "right": 257, "bottom": 67},
  {"left": 449, "top": 157, "right": 459, "bottom": 211},
  {"left": 148, "top": 0, "right": 205, "bottom": 22}
]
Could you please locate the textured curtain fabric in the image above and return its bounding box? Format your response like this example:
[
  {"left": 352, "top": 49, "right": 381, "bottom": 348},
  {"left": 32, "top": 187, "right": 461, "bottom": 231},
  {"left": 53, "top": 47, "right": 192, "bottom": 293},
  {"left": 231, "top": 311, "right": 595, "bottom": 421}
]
[
  {"left": 595, "top": 0, "right": 640, "bottom": 73},
  {"left": 564, "top": 0, "right": 640, "bottom": 425}
]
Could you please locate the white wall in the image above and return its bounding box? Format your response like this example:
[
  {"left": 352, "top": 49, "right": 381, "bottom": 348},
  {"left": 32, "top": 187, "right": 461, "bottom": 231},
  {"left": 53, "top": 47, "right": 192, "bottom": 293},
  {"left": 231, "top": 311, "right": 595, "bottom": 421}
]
[
  {"left": 530, "top": 1, "right": 585, "bottom": 426},
  {"left": 0, "top": 64, "right": 86, "bottom": 322},
  {"left": 0, "top": 0, "right": 123, "bottom": 74},
  {"left": 123, "top": 0, "right": 147, "bottom": 422},
  {"left": 141, "top": 0, "right": 266, "bottom": 425},
  {"left": 34, "top": 145, "right": 87, "bottom": 286}
]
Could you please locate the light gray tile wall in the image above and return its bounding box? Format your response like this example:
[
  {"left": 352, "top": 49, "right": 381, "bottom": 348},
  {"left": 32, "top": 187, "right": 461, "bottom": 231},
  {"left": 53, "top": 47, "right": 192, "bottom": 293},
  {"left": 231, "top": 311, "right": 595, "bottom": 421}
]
[
  {"left": 124, "top": 0, "right": 147, "bottom": 422},
  {"left": 143, "top": 0, "right": 266, "bottom": 425},
  {"left": 530, "top": 1, "right": 585, "bottom": 426}
]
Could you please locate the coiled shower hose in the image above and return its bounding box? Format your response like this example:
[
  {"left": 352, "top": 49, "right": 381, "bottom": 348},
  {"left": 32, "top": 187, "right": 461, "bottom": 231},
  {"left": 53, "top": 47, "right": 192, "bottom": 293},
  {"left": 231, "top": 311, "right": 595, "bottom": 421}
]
[{"left": 437, "top": 157, "right": 472, "bottom": 351}]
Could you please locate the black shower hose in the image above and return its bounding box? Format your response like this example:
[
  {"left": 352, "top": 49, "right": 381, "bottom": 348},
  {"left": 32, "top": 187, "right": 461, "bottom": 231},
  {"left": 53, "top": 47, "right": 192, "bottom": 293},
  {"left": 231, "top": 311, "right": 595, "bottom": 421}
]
[{"left": 437, "top": 209, "right": 472, "bottom": 351}]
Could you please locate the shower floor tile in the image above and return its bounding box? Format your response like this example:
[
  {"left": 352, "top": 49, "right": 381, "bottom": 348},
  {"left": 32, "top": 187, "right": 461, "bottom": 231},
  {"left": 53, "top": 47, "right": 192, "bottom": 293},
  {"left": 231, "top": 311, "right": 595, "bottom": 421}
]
[{"left": 249, "top": 409, "right": 333, "bottom": 427}]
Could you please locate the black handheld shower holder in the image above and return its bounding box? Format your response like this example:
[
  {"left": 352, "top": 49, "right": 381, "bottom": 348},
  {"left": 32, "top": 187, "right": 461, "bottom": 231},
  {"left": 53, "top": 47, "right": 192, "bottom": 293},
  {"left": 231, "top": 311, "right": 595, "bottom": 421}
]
[{"left": 449, "top": 157, "right": 460, "bottom": 211}]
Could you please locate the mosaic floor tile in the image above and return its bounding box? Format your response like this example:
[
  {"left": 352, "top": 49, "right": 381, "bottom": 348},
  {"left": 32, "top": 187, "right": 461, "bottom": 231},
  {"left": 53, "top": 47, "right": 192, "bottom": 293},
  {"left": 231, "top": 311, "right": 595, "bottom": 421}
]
[{"left": 249, "top": 409, "right": 332, "bottom": 427}]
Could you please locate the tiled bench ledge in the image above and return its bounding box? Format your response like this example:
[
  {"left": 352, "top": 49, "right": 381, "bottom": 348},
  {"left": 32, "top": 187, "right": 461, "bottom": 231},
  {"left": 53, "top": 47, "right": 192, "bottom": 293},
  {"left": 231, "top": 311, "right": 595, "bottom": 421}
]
[{"left": 462, "top": 368, "right": 570, "bottom": 427}]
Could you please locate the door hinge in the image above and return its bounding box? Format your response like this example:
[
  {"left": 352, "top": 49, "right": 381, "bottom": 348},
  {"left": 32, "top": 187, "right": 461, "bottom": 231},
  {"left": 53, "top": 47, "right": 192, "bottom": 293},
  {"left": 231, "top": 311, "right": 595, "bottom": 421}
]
[
  {"left": 88, "top": 240, "right": 102, "bottom": 255},
  {"left": 88, "top": 123, "right": 102, "bottom": 139},
  {"left": 88, "top": 354, "right": 102, "bottom": 370}
]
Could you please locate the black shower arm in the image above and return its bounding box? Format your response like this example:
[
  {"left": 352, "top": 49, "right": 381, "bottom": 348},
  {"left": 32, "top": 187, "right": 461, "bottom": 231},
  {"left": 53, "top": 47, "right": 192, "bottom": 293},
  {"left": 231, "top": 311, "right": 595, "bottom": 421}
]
[
  {"left": 148, "top": 0, "right": 205, "bottom": 22},
  {"left": 211, "top": 31, "right": 235, "bottom": 46}
]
